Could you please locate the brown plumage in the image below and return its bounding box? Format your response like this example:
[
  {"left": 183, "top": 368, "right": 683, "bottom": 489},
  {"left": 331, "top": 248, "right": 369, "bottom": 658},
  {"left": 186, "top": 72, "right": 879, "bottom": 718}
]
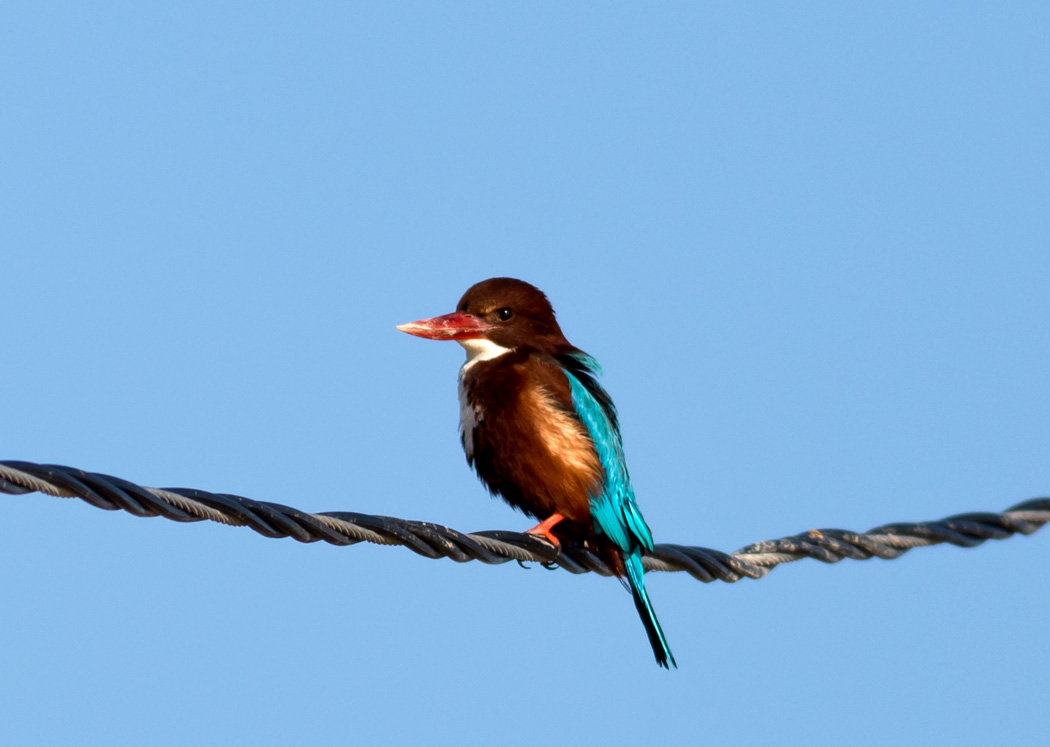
[
  {"left": 397, "top": 277, "right": 677, "bottom": 667},
  {"left": 460, "top": 349, "right": 600, "bottom": 528}
]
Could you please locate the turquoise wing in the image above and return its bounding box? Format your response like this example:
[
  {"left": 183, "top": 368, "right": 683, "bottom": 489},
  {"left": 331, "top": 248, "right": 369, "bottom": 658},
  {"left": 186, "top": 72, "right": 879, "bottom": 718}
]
[{"left": 556, "top": 352, "right": 653, "bottom": 552}]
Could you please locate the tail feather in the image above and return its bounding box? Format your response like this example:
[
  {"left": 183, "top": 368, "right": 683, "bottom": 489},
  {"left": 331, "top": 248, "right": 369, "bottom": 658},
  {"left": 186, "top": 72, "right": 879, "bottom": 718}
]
[{"left": 624, "top": 552, "right": 676, "bottom": 669}]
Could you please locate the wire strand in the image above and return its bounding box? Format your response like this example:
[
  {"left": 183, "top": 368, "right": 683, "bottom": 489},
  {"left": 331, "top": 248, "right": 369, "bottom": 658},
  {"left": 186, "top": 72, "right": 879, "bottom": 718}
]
[{"left": 1, "top": 460, "right": 1046, "bottom": 582}]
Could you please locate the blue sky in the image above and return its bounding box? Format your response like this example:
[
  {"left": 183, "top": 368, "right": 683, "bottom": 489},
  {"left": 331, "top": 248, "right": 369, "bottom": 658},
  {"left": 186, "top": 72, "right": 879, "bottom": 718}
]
[{"left": 3, "top": 3, "right": 1049, "bottom": 745}]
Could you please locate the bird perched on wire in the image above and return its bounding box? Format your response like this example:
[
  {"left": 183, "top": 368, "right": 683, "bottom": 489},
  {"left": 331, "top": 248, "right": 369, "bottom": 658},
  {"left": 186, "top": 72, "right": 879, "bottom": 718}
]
[{"left": 397, "top": 277, "right": 675, "bottom": 668}]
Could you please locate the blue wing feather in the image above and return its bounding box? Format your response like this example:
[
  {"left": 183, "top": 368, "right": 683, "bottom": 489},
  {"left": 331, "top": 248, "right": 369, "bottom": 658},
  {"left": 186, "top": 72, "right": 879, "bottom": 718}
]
[
  {"left": 558, "top": 351, "right": 675, "bottom": 668},
  {"left": 556, "top": 352, "right": 652, "bottom": 551}
]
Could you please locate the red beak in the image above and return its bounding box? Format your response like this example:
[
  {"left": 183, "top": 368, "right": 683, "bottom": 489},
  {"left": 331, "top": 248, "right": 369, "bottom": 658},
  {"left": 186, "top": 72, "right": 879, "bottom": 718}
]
[{"left": 396, "top": 312, "right": 495, "bottom": 341}]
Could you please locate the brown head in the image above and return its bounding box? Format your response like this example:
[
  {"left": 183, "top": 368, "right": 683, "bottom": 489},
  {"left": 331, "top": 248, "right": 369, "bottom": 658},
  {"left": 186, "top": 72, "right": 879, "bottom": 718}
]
[{"left": 397, "top": 277, "right": 574, "bottom": 355}]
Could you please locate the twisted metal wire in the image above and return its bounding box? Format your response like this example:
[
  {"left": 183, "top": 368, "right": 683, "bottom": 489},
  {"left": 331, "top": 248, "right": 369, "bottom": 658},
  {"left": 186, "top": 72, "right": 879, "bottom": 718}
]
[{"left": 1, "top": 460, "right": 1046, "bottom": 583}]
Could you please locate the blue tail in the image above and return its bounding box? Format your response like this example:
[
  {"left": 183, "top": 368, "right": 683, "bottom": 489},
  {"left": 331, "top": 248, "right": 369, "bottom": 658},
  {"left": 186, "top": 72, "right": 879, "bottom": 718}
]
[{"left": 624, "top": 551, "right": 676, "bottom": 669}]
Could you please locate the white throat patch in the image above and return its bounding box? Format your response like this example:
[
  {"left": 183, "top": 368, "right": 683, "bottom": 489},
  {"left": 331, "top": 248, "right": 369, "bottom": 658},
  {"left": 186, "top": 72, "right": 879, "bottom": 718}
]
[{"left": 458, "top": 338, "right": 512, "bottom": 373}]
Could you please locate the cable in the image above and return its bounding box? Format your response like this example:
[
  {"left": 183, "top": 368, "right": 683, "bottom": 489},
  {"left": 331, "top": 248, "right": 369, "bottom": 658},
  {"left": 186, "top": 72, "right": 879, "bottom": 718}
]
[{"left": 1, "top": 460, "right": 1046, "bottom": 582}]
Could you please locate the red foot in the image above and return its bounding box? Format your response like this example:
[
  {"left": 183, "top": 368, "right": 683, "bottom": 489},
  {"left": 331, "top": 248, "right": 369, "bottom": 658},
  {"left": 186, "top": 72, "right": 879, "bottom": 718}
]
[{"left": 525, "top": 513, "right": 565, "bottom": 547}]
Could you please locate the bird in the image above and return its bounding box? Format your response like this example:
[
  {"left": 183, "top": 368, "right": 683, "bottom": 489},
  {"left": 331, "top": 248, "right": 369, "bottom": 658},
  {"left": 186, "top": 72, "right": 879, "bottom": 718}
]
[{"left": 397, "top": 277, "right": 676, "bottom": 668}]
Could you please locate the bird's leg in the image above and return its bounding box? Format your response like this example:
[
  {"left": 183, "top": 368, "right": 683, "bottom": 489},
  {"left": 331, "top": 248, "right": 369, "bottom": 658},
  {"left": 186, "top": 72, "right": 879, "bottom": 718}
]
[{"left": 525, "top": 513, "right": 565, "bottom": 547}]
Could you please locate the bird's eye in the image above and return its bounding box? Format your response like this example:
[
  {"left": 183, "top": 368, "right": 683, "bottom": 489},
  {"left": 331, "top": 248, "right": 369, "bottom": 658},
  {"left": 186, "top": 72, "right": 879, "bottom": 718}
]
[{"left": 496, "top": 308, "right": 514, "bottom": 321}]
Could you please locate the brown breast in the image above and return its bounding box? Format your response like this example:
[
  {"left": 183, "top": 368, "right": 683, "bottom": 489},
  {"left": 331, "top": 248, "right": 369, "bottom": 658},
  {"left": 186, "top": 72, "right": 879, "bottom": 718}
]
[{"left": 461, "top": 351, "right": 601, "bottom": 525}]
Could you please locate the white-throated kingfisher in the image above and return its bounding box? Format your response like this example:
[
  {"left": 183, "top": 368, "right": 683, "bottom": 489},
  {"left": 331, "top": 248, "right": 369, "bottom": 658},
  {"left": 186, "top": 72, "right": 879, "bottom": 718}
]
[{"left": 397, "top": 277, "right": 676, "bottom": 668}]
